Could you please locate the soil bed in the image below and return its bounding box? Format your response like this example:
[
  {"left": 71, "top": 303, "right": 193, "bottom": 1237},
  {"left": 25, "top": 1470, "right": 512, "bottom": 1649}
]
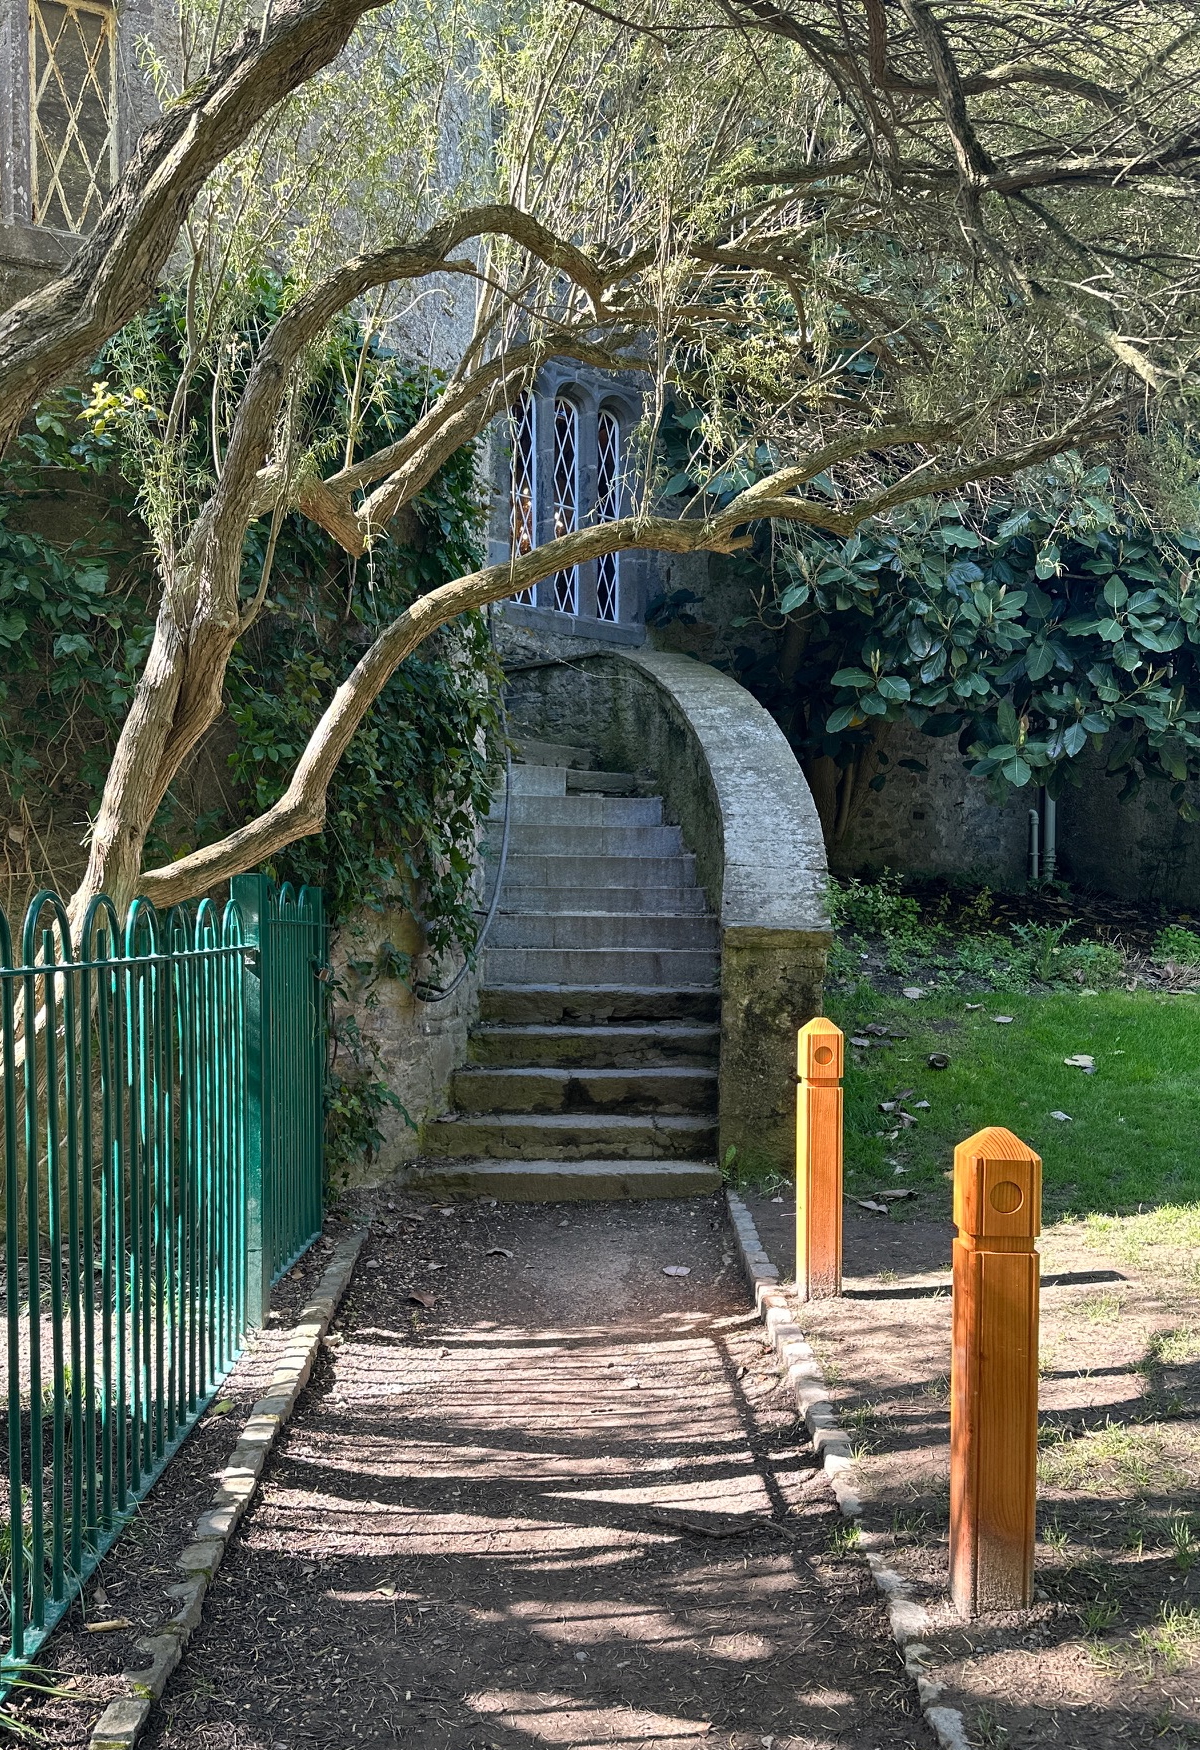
[{"left": 133, "top": 1192, "right": 922, "bottom": 1750}]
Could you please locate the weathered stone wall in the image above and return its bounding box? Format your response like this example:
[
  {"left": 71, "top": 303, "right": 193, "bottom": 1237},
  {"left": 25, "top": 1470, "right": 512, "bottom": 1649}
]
[
  {"left": 1057, "top": 750, "right": 1200, "bottom": 905},
  {"left": 830, "top": 718, "right": 1031, "bottom": 887},
  {"left": 329, "top": 902, "right": 482, "bottom": 1184},
  {"left": 506, "top": 648, "right": 831, "bottom": 1176}
]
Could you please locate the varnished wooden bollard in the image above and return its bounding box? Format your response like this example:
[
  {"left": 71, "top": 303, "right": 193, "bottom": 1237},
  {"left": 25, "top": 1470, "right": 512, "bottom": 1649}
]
[
  {"left": 796, "top": 1017, "right": 843, "bottom": 1300},
  {"left": 950, "top": 1126, "right": 1042, "bottom": 1616}
]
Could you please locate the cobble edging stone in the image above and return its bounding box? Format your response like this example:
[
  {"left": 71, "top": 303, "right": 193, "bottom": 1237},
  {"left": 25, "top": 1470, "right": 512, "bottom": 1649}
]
[
  {"left": 725, "top": 1192, "right": 969, "bottom": 1750},
  {"left": 89, "top": 1229, "right": 367, "bottom": 1750}
]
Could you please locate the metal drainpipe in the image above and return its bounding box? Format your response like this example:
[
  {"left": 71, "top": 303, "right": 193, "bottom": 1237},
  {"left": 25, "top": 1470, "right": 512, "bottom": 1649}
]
[
  {"left": 1028, "top": 807, "right": 1040, "bottom": 883},
  {"left": 1042, "top": 791, "right": 1058, "bottom": 883}
]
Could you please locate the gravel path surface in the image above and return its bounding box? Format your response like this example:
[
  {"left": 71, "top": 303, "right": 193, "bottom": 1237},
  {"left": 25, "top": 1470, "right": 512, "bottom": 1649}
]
[{"left": 137, "top": 1193, "right": 922, "bottom": 1750}]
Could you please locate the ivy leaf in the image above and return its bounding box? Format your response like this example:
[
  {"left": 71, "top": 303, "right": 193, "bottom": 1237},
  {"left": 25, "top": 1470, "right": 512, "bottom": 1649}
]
[{"left": 53, "top": 633, "right": 92, "bottom": 659}]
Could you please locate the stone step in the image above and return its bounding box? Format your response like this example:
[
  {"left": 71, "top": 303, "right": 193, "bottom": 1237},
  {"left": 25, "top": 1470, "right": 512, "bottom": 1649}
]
[
  {"left": 468, "top": 1022, "right": 721, "bottom": 1068},
  {"left": 423, "top": 1111, "right": 717, "bottom": 1160},
  {"left": 565, "top": 770, "right": 645, "bottom": 795},
  {"left": 497, "top": 884, "right": 709, "bottom": 917},
  {"left": 482, "top": 945, "right": 719, "bottom": 986},
  {"left": 449, "top": 1065, "right": 718, "bottom": 1115},
  {"left": 505, "top": 764, "right": 567, "bottom": 797},
  {"left": 498, "top": 853, "right": 700, "bottom": 890},
  {"left": 514, "top": 739, "right": 597, "bottom": 768},
  {"left": 490, "top": 912, "right": 719, "bottom": 951},
  {"left": 487, "top": 794, "right": 664, "bottom": 827},
  {"left": 490, "top": 824, "right": 685, "bottom": 858},
  {"left": 479, "top": 985, "right": 721, "bottom": 1025},
  {"left": 403, "top": 1158, "right": 723, "bottom": 1202}
]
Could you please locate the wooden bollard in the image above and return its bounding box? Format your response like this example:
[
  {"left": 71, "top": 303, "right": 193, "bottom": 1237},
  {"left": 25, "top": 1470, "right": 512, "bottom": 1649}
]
[
  {"left": 796, "top": 1017, "right": 843, "bottom": 1300},
  {"left": 950, "top": 1126, "right": 1042, "bottom": 1616}
]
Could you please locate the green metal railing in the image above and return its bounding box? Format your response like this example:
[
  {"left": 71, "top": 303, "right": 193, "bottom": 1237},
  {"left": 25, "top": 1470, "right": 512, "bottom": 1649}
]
[
  {"left": 1, "top": 877, "right": 325, "bottom": 1689},
  {"left": 233, "top": 878, "right": 325, "bottom": 1310}
]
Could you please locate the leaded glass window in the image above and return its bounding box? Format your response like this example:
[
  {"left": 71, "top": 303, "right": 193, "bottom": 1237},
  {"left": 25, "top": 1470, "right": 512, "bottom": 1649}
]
[
  {"left": 551, "top": 398, "right": 579, "bottom": 614},
  {"left": 595, "top": 409, "right": 621, "bottom": 622},
  {"left": 29, "top": 0, "right": 118, "bottom": 233},
  {"left": 508, "top": 390, "right": 537, "bottom": 604}
]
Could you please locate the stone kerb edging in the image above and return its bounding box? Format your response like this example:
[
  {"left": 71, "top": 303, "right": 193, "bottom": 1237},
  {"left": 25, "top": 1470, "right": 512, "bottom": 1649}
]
[
  {"left": 725, "top": 1191, "right": 970, "bottom": 1750},
  {"left": 90, "top": 1229, "right": 367, "bottom": 1750}
]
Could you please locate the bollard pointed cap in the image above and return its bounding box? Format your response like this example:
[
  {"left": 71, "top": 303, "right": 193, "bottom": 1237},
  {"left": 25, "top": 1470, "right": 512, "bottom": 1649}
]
[
  {"left": 797, "top": 1016, "right": 843, "bottom": 1082},
  {"left": 954, "top": 1126, "right": 1041, "bottom": 1240}
]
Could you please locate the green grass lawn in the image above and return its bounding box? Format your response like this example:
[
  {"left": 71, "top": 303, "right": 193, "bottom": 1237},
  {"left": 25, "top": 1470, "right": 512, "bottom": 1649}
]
[{"left": 825, "top": 985, "right": 1200, "bottom": 1224}]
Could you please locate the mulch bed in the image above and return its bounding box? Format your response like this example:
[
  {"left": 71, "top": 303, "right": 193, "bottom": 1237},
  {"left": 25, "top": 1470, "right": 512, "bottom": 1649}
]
[
  {"left": 746, "top": 1195, "right": 1200, "bottom": 1748},
  {"left": 126, "top": 1191, "right": 926, "bottom": 1749},
  {"left": 5, "top": 1209, "right": 361, "bottom": 1745}
]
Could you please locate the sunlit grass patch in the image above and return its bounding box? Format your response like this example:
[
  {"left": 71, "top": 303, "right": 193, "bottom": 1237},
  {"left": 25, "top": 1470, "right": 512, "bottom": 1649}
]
[
  {"left": 1132, "top": 1603, "right": 1200, "bottom": 1676},
  {"left": 1038, "top": 1419, "right": 1189, "bottom": 1495},
  {"left": 825, "top": 987, "right": 1200, "bottom": 1221}
]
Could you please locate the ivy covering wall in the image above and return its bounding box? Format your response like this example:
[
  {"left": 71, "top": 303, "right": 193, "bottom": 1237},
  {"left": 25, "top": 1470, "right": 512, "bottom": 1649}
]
[{"left": 0, "top": 287, "right": 502, "bottom": 1178}]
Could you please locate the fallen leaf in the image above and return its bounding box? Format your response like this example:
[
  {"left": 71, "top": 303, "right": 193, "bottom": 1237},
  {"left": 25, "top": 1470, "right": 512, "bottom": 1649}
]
[
  {"left": 210, "top": 1398, "right": 234, "bottom": 1416},
  {"left": 427, "top": 1263, "right": 445, "bottom": 1271},
  {"left": 365, "top": 1260, "right": 382, "bottom": 1271},
  {"left": 856, "top": 1199, "right": 889, "bottom": 1214},
  {"left": 880, "top": 1189, "right": 917, "bottom": 1201},
  {"left": 878, "top": 1100, "right": 897, "bottom": 1113},
  {"left": 1050, "top": 1110, "right": 1073, "bottom": 1122},
  {"left": 849, "top": 1035, "right": 871, "bottom": 1048},
  {"left": 965, "top": 1003, "right": 984, "bottom": 1011},
  {"left": 864, "top": 1023, "right": 889, "bottom": 1036},
  {"left": 408, "top": 1290, "right": 438, "bottom": 1308},
  {"left": 994, "top": 1015, "right": 1015, "bottom": 1025},
  {"left": 927, "top": 1053, "right": 950, "bottom": 1069},
  {"left": 663, "top": 1265, "right": 691, "bottom": 1277},
  {"left": 486, "top": 1246, "right": 514, "bottom": 1258},
  {"left": 1064, "top": 1054, "right": 1096, "bottom": 1072},
  {"left": 912, "top": 1099, "right": 931, "bottom": 1110},
  {"left": 897, "top": 1088, "right": 917, "bottom": 1100},
  {"left": 902, "top": 986, "right": 925, "bottom": 1000}
]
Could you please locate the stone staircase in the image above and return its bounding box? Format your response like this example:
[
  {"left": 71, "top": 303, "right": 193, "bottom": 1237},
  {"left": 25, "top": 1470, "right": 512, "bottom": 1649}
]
[{"left": 411, "top": 740, "right": 723, "bottom": 1200}]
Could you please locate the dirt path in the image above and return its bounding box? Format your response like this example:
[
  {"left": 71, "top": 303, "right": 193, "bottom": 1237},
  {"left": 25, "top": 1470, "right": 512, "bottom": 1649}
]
[{"left": 140, "top": 1194, "right": 922, "bottom": 1750}]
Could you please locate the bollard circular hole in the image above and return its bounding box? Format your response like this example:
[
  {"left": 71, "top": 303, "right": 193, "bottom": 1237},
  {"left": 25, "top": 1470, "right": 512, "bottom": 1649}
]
[
  {"left": 990, "top": 1179, "right": 1024, "bottom": 1214},
  {"left": 813, "top": 1045, "right": 834, "bottom": 1066}
]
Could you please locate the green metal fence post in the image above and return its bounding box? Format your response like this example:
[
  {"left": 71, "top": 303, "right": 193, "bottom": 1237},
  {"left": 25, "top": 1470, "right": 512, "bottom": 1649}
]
[{"left": 231, "top": 874, "right": 271, "bottom": 1329}]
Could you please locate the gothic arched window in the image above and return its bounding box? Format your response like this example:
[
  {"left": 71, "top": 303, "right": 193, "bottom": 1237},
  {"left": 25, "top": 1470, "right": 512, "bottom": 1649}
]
[
  {"left": 508, "top": 390, "right": 537, "bottom": 604},
  {"left": 29, "top": 0, "right": 118, "bottom": 232},
  {"left": 551, "top": 397, "right": 579, "bottom": 614},
  {"left": 595, "top": 408, "right": 621, "bottom": 623}
]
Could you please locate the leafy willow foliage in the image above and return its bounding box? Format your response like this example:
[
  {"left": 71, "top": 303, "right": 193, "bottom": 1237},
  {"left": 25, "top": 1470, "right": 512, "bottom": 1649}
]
[{"left": 0, "top": 285, "right": 501, "bottom": 947}]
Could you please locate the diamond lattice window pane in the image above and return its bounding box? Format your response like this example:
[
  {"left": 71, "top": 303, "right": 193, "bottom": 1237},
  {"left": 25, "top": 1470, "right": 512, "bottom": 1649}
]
[
  {"left": 551, "top": 398, "right": 579, "bottom": 615},
  {"left": 30, "top": 0, "right": 117, "bottom": 233},
  {"left": 595, "top": 410, "right": 621, "bottom": 622},
  {"left": 508, "top": 391, "right": 537, "bottom": 603}
]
